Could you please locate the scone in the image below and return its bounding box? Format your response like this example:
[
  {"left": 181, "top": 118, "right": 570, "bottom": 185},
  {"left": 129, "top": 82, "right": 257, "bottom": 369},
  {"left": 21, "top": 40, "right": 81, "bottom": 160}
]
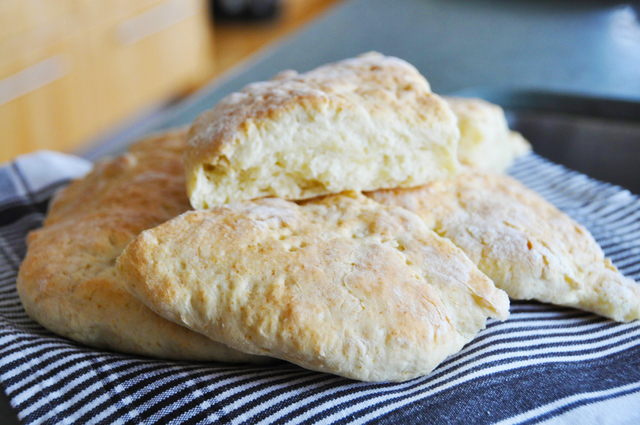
[
  {"left": 368, "top": 169, "right": 640, "bottom": 322},
  {"left": 445, "top": 97, "right": 531, "bottom": 172},
  {"left": 186, "top": 52, "right": 461, "bottom": 209},
  {"left": 18, "top": 129, "right": 268, "bottom": 362},
  {"left": 117, "top": 192, "right": 509, "bottom": 382}
]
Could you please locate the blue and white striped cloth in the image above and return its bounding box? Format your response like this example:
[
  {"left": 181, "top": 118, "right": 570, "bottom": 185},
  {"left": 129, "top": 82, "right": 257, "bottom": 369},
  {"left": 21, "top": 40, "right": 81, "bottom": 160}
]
[{"left": 0, "top": 151, "right": 639, "bottom": 424}]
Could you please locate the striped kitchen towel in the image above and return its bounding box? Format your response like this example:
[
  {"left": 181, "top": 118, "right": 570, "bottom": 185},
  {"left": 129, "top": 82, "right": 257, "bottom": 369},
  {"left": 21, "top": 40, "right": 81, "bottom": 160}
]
[{"left": 0, "top": 151, "right": 639, "bottom": 425}]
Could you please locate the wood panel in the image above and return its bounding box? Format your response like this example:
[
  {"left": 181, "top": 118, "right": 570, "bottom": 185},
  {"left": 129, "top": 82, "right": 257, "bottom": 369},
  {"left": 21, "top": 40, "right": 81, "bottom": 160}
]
[
  {"left": 85, "top": 0, "right": 215, "bottom": 133},
  {"left": 0, "top": 0, "right": 342, "bottom": 163},
  {"left": 0, "top": 16, "right": 95, "bottom": 159}
]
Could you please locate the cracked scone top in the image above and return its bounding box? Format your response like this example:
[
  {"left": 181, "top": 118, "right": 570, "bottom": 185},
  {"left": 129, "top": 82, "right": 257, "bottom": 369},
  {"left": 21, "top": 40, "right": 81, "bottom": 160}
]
[
  {"left": 18, "top": 129, "right": 268, "bottom": 362},
  {"left": 117, "top": 192, "right": 509, "bottom": 382},
  {"left": 369, "top": 169, "right": 640, "bottom": 322},
  {"left": 185, "top": 52, "right": 461, "bottom": 209}
]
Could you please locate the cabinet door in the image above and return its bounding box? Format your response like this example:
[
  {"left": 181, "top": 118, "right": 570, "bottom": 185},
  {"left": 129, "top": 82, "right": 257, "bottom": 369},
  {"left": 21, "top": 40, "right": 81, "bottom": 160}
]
[
  {"left": 0, "top": 18, "right": 96, "bottom": 162},
  {"left": 86, "top": 0, "right": 215, "bottom": 132}
]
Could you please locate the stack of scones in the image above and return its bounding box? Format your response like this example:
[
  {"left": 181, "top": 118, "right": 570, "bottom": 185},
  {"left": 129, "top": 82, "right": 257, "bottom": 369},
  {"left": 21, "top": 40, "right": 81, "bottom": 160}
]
[{"left": 18, "top": 53, "right": 640, "bottom": 382}]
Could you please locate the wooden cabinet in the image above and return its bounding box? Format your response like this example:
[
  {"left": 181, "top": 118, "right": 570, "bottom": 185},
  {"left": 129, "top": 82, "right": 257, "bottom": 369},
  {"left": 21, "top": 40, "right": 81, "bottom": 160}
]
[
  {"left": 85, "top": 0, "right": 214, "bottom": 132},
  {"left": 0, "top": 0, "right": 215, "bottom": 163},
  {"left": 0, "top": 16, "right": 95, "bottom": 159},
  {"left": 0, "top": 0, "right": 74, "bottom": 45}
]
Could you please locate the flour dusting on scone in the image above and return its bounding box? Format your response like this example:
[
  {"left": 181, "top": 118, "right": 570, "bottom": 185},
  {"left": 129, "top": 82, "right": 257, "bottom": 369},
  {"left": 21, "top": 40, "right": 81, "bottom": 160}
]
[
  {"left": 185, "top": 52, "right": 461, "bottom": 209},
  {"left": 18, "top": 129, "right": 269, "bottom": 362},
  {"left": 117, "top": 192, "right": 509, "bottom": 382},
  {"left": 369, "top": 169, "right": 640, "bottom": 322}
]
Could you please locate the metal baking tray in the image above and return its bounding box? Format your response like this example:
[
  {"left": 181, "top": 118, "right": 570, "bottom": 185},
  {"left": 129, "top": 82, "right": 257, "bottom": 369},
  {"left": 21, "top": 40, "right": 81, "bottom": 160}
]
[{"left": 454, "top": 89, "right": 640, "bottom": 195}]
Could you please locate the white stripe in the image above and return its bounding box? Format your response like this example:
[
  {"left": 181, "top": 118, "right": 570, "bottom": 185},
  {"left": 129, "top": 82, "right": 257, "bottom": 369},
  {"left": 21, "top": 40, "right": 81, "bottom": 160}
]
[
  {"left": 411, "top": 322, "right": 638, "bottom": 384},
  {"left": 326, "top": 337, "right": 640, "bottom": 425},
  {"left": 589, "top": 200, "right": 640, "bottom": 224},
  {"left": 458, "top": 323, "right": 639, "bottom": 358},
  {"left": 6, "top": 350, "right": 88, "bottom": 393},
  {"left": 246, "top": 319, "right": 637, "bottom": 423},
  {"left": 56, "top": 391, "right": 114, "bottom": 425},
  {"left": 494, "top": 381, "right": 640, "bottom": 425},
  {"left": 230, "top": 377, "right": 344, "bottom": 425},
  {"left": 25, "top": 362, "right": 189, "bottom": 423},
  {"left": 539, "top": 389, "right": 640, "bottom": 425},
  {"left": 442, "top": 321, "right": 638, "bottom": 370},
  {"left": 0, "top": 298, "right": 26, "bottom": 308},
  {"left": 16, "top": 366, "right": 102, "bottom": 417},
  {"left": 475, "top": 318, "right": 615, "bottom": 337},
  {"left": 579, "top": 191, "right": 636, "bottom": 216},
  {"left": 8, "top": 355, "right": 149, "bottom": 398},
  {"left": 614, "top": 253, "right": 640, "bottom": 269},
  {"left": 1, "top": 311, "right": 35, "bottom": 321},
  {"left": 85, "top": 400, "right": 128, "bottom": 425},
  {"left": 16, "top": 373, "right": 98, "bottom": 420},
  {"left": 623, "top": 267, "right": 640, "bottom": 279},
  {"left": 0, "top": 310, "right": 30, "bottom": 319},
  {"left": 591, "top": 216, "right": 640, "bottom": 238},
  {"left": 557, "top": 177, "right": 596, "bottom": 199},
  {"left": 150, "top": 370, "right": 312, "bottom": 424},
  {"left": 276, "top": 330, "right": 640, "bottom": 425},
  {"left": 605, "top": 243, "right": 640, "bottom": 262},
  {"left": 0, "top": 236, "right": 21, "bottom": 267},
  {"left": 31, "top": 370, "right": 120, "bottom": 423},
  {"left": 0, "top": 314, "right": 623, "bottom": 402},
  {"left": 608, "top": 245, "right": 640, "bottom": 259},
  {"left": 0, "top": 279, "right": 17, "bottom": 288},
  {"left": 582, "top": 196, "right": 635, "bottom": 219},
  {"left": 220, "top": 374, "right": 326, "bottom": 419},
  {"left": 52, "top": 362, "right": 168, "bottom": 425},
  {"left": 0, "top": 316, "right": 38, "bottom": 326},
  {"left": 175, "top": 374, "right": 335, "bottom": 425},
  {"left": 0, "top": 268, "right": 17, "bottom": 279},
  {"left": 14, "top": 151, "right": 91, "bottom": 194},
  {"left": 244, "top": 320, "right": 625, "bottom": 425},
  {"left": 107, "top": 368, "right": 308, "bottom": 424},
  {"left": 597, "top": 230, "right": 640, "bottom": 246},
  {"left": 0, "top": 340, "right": 66, "bottom": 380}
]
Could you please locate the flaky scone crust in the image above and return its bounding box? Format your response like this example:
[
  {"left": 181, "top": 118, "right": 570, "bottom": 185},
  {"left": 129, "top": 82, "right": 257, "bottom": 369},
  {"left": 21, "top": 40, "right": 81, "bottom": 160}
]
[
  {"left": 117, "top": 192, "right": 508, "bottom": 382},
  {"left": 369, "top": 169, "right": 640, "bottom": 322},
  {"left": 18, "top": 129, "right": 268, "bottom": 362}
]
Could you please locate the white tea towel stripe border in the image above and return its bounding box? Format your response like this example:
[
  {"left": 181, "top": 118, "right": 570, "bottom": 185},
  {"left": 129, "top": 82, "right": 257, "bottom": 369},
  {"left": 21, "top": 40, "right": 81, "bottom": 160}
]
[{"left": 0, "top": 151, "right": 638, "bottom": 424}]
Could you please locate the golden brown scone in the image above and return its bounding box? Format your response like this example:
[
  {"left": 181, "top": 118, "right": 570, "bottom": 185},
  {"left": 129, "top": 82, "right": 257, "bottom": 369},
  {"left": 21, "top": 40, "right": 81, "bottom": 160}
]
[
  {"left": 44, "top": 128, "right": 188, "bottom": 228},
  {"left": 368, "top": 170, "right": 640, "bottom": 322},
  {"left": 117, "top": 192, "right": 509, "bottom": 381},
  {"left": 186, "top": 52, "right": 461, "bottom": 209},
  {"left": 18, "top": 129, "right": 268, "bottom": 362},
  {"left": 444, "top": 97, "right": 531, "bottom": 172}
]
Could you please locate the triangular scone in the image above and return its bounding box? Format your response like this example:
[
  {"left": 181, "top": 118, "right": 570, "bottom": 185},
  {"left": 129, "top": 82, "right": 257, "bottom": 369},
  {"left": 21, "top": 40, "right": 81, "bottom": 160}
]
[
  {"left": 117, "top": 192, "right": 509, "bottom": 382},
  {"left": 18, "top": 129, "right": 268, "bottom": 362},
  {"left": 445, "top": 97, "right": 531, "bottom": 172},
  {"left": 186, "top": 52, "right": 461, "bottom": 209},
  {"left": 368, "top": 170, "right": 640, "bottom": 322}
]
